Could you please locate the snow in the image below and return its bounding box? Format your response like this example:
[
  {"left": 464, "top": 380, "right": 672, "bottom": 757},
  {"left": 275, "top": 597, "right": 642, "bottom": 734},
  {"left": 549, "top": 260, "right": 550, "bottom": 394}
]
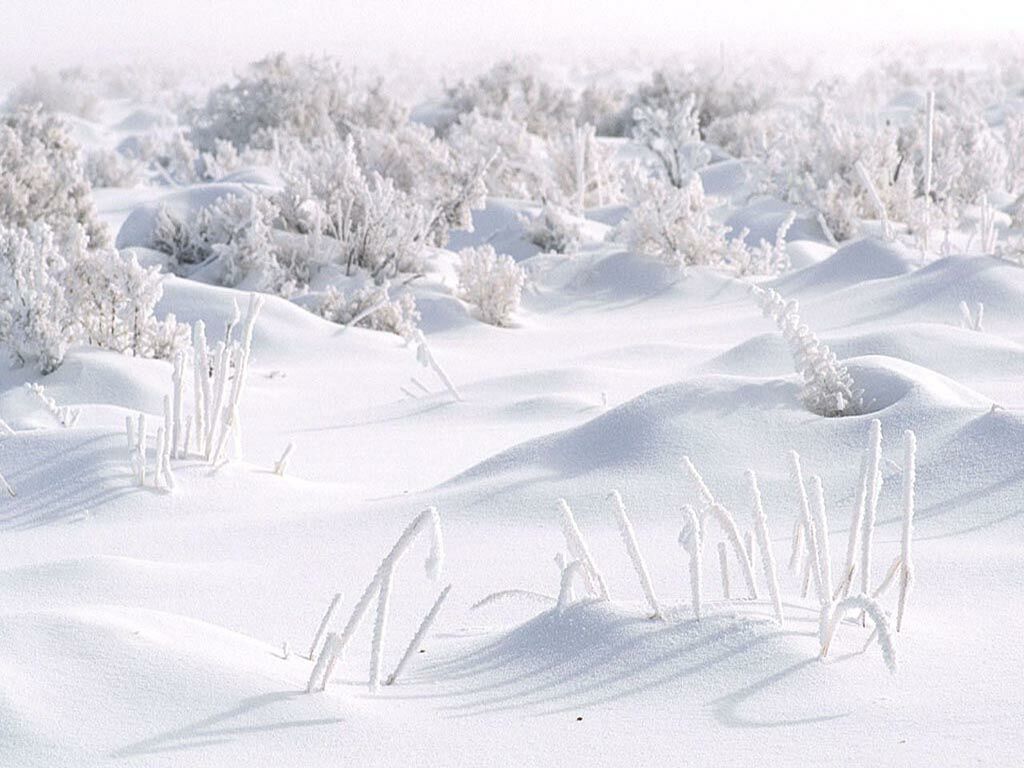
[{"left": 3, "top": 55, "right": 1024, "bottom": 768}]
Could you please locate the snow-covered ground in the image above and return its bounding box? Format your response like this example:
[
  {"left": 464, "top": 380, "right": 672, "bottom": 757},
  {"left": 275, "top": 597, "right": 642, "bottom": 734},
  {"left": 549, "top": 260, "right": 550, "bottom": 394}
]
[{"left": 3, "top": 58, "right": 1024, "bottom": 767}]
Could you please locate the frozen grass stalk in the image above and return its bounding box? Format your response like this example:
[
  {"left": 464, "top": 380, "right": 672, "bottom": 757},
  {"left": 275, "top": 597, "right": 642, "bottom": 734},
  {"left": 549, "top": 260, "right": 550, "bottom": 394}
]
[
  {"left": 897, "top": 429, "right": 916, "bottom": 632},
  {"left": 809, "top": 475, "right": 833, "bottom": 600},
  {"left": 746, "top": 470, "right": 784, "bottom": 625},
  {"left": 718, "top": 542, "right": 730, "bottom": 599},
  {"left": 171, "top": 351, "right": 184, "bottom": 458},
  {"left": 679, "top": 504, "right": 702, "bottom": 619},
  {"left": 819, "top": 594, "right": 897, "bottom": 673},
  {"left": 274, "top": 442, "right": 295, "bottom": 476},
  {"left": 705, "top": 503, "right": 758, "bottom": 599},
  {"left": 607, "top": 489, "right": 661, "bottom": 618},
  {"left": 412, "top": 330, "right": 461, "bottom": 402},
  {"left": 556, "top": 560, "right": 589, "bottom": 613},
  {"left": 369, "top": 570, "right": 394, "bottom": 692},
  {"left": 306, "top": 507, "right": 444, "bottom": 693},
  {"left": 386, "top": 584, "right": 453, "bottom": 685},
  {"left": 308, "top": 592, "right": 343, "bottom": 660},
  {"left": 860, "top": 422, "right": 884, "bottom": 599},
  {"left": 838, "top": 420, "right": 879, "bottom": 599},
  {"left": 790, "top": 450, "right": 827, "bottom": 606},
  {"left": 557, "top": 498, "right": 609, "bottom": 600},
  {"left": 854, "top": 160, "right": 892, "bottom": 241}
]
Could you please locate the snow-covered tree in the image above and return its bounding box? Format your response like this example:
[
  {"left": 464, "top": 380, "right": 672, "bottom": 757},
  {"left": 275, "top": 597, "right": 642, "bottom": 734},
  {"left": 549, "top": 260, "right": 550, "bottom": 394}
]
[{"left": 455, "top": 245, "right": 525, "bottom": 326}]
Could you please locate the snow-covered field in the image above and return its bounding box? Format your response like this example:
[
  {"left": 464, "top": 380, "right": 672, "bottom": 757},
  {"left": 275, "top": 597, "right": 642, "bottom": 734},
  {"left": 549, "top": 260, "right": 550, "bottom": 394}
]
[{"left": 2, "top": 44, "right": 1024, "bottom": 767}]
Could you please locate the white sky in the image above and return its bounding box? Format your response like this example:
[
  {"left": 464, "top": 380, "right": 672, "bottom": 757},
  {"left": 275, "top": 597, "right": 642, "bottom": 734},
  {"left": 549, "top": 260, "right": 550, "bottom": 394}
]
[{"left": 0, "top": 1, "right": 1017, "bottom": 80}]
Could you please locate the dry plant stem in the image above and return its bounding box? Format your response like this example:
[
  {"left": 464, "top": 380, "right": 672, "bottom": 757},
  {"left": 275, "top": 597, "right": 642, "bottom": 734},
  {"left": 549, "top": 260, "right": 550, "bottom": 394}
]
[
  {"left": 607, "top": 489, "right": 662, "bottom": 618},
  {"left": 557, "top": 498, "right": 609, "bottom": 600},
  {"left": 308, "top": 592, "right": 343, "bottom": 660},
  {"left": 897, "top": 429, "right": 917, "bottom": 632},
  {"left": 790, "top": 451, "right": 827, "bottom": 606},
  {"left": 680, "top": 504, "right": 702, "bottom": 620},
  {"left": 386, "top": 584, "right": 453, "bottom": 685},
  {"left": 746, "top": 470, "right": 784, "bottom": 625},
  {"left": 718, "top": 542, "right": 730, "bottom": 600}
]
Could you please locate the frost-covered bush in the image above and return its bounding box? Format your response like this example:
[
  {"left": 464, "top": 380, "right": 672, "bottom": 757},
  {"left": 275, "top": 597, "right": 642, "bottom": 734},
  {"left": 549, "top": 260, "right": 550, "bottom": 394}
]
[
  {"left": 84, "top": 147, "right": 143, "bottom": 188},
  {"left": 546, "top": 120, "right": 622, "bottom": 210},
  {"left": 187, "top": 54, "right": 406, "bottom": 152},
  {"left": 443, "top": 59, "right": 576, "bottom": 137},
  {"left": 0, "top": 106, "right": 109, "bottom": 247},
  {"left": 315, "top": 281, "right": 420, "bottom": 338},
  {"left": 128, "top": 129, "right": 244, "bottom": 186},
  {"left": 632, "top": 99, "right": 710, "bottom": 187},
  {"left": 0, "top": 222, "right": 187, "bottom": 373},
  {"left": 627, "top": 67, "right": 777, "bottom": 140},
  {"left": 732, "top": 212, "right": 795, "bottom": 277},
  {"left": 446, "top": 110, "right": 546, "bottom": 199},
  {"left": 522, "top": 202, "right": 582, "bottom": 254},
  {"left": 355, "top": 123, "right": 489, "bottom": 247},
  {"left": 276, "top": 135, "right": 428, "bottom": 277},
  {"left": 5, "top": 68, "right": 100, "bottom": 119},
  {"left": 752, "top": 285, "right": 861, "bottom": 417},
  {"left": 613, "top": 172, "right": 746, "bottom": 268},
  {"left": 154, "top": 194, "right": 274, "bottom": 276},
  {"left": 455, "top": 245, "right": 525, "bottom": 326}
]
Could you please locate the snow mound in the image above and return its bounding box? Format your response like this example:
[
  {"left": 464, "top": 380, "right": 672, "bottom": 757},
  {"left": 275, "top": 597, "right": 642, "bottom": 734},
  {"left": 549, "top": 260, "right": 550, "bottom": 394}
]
[
  {"left": 0, "top": 606, "right": 317, "bottom": 760},
  {"left": 807, "top": 255, "right": 1024, "bottom": 328},
  {"left": 707, "top": 322, "right": 1024, "bottom": 385},
  {"left": 425, "top": 600, "right": 886, "bottom": 719},
  {"left": 771, "top": 237, "right": 913, "bottom": 296},
  {"left": 845, "top": 355, "right": 991, "bottom": 413},
  {"left": 115, "top": 182, "right": 278, "bottom": 250},
  {"left": 726, "top": 197, "right": 830, "bottom": 247}
]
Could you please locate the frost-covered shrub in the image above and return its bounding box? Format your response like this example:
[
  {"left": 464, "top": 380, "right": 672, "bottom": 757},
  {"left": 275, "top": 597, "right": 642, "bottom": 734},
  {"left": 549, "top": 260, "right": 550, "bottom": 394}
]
[
  {"left": 632, "top": 99, "right": 710, "bottom": 187},
  {"left": 752, "top": 285, "right": 861, "bottom": 417},
  {"left": 613, "top": 172, "right": 746, "bottom": 268},
  {"left": 0, "top": 223, "right": 73, "bottom": 373},
  {"left": 521, "top": 202, "right": 582, "bottom": 254},
  {"left": 315, "top": 281, "right": 420, "bottom": 338},
  {"left": 84, "top": 147, "right": 143, "bottom": 188},
  {"left": 0, "top": 106, "right": 109, "bottom": 247},
  {"left": 355, "top": 123, "right": 488, "bottom": 247},
  {"left": 446, "top": 110, "right": 546, "bottom": 199},
  {"left": 0, "top": 222, "right": 187, "bottom": 373},
  {"left": 546, "top": 120, "right": 622, "bottom": 210},
  {"left": 5, "top": 68, "right": 100, "bottom": 119},
  {"left": 129, "top": 129, "right": 244, "bottom": 186},
  {"left": 153, "top": 193, "right": 315, "bottom": 294},
  {"left": 187, "top": 53, "right": 405, "bottom": 152},
  {"left": 732, "top": 211, "right": 795, "bottom": 277},
  {"left": 276, "top": 135, "right": 428, "bottom": 277},
  {"left": 443, "top": 59, "right": 576, "bottom": 137},
  {"left": 455, "top": 245, "right": 524, "bottom": 326},
  {"left": 627, "top": 68, "right": 777, "bottom": 140}
]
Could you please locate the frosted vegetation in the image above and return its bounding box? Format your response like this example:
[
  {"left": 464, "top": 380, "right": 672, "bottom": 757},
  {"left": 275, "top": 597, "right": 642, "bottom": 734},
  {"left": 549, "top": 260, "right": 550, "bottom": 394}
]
[{"left": 2, "top": 46, "right": 1024, "bottom": 765}]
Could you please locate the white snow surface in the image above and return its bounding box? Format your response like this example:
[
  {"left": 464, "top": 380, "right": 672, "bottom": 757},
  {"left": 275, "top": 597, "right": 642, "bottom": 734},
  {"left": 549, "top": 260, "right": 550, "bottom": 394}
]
[{"left": 2, "top": 132, "right": 1024, "bottom": 768}]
